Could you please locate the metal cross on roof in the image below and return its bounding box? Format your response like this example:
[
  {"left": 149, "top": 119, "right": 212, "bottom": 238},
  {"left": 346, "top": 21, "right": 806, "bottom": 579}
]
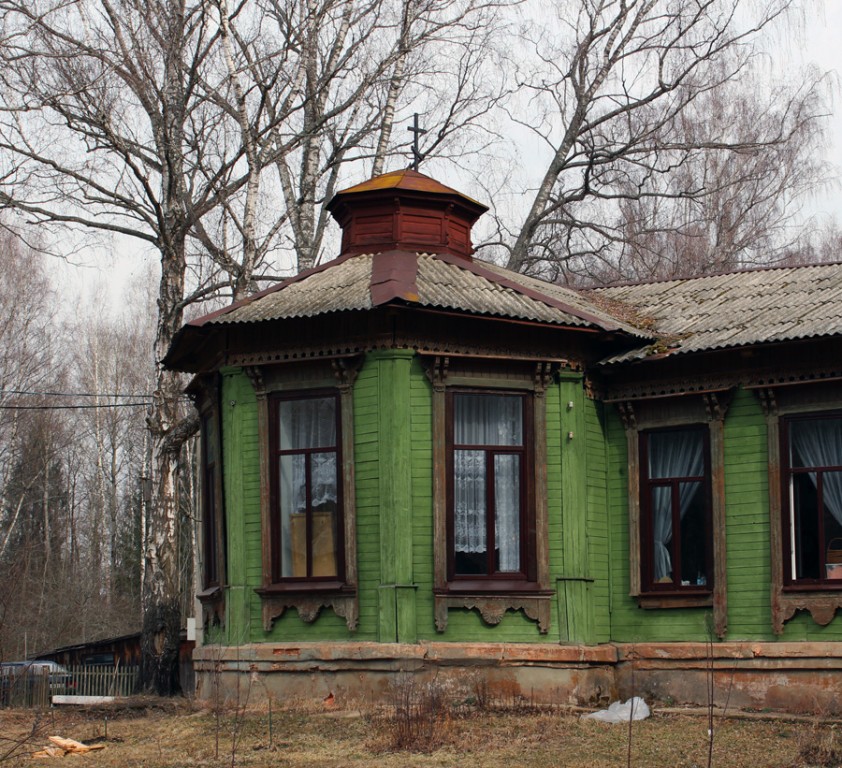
[{"left": 407, "top": 113, "right": 427, "bottom": 171}]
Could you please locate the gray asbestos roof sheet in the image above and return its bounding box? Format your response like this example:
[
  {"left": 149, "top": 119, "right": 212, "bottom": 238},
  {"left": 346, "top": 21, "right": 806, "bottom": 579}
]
[
  {"left": 207, "top": 255, "right": 375, "bottom": 324},
  {"left": 203, "top": 252, "right": 645, "bottom": 335},
  {"left": 594, "top": 262, "right": 842, "bottom": 363}
]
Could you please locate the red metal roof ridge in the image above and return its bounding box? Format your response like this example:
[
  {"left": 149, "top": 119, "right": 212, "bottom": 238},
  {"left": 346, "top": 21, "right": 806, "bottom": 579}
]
[
  {"left": 187, "top": 251, "right": 363, "bottom": 327},
  {"left": 369, "top": 250, "right": 420, "bottom": 306},
  {"left": 428, "top": 251, "right": 629, "bottom": 333}
]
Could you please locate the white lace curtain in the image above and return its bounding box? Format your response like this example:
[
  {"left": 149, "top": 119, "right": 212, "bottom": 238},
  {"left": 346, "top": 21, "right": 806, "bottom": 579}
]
[
  {"left": 791, "top": 417, "right": 842, "bottom": 528},
  {"left": 278, "top": 398, "right": 337, "bottom": 577},
  {"left": 454, "top": 394, "right": 522, "bottom": 572},
  {"left": 648, "top": 429, "right": 704, "bottom": 581}
]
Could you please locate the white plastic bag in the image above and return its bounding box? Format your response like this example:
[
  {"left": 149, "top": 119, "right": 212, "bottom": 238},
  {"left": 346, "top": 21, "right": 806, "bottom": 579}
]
[{"left": 583, "top": 696, "right": 651, "bottom": 723}]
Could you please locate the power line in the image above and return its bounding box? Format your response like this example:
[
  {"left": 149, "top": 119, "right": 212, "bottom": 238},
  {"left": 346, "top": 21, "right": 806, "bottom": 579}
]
[
  {"left": 0, "top": 402, "right": 152, "bottom": 410},
  {"left": 0, "top": 389, "right": 154, "bottom": 399}
]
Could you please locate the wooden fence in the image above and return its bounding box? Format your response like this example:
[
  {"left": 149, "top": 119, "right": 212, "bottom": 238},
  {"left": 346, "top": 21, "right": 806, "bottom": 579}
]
[{"left": 0, "top": 665, "right": 139, "bottom": 708}]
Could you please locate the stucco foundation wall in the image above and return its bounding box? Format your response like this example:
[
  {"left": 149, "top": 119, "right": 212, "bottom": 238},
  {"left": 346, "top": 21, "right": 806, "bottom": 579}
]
[
  {"left": 194, "top": 641, "right": 842, "bottom": 715},
  {"left": 614, "top": 642, "right": 842, "bottom": 714},
  {"left": 194, "top": 641, "right": 617, "bottom": 707}
]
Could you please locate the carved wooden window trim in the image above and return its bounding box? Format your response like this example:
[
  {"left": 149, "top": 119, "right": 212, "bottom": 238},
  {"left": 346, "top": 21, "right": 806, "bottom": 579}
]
[
  {"left": 426, "top": 356, "right": 553, "bottom": 634},
  {"left": 192, "top": 376, "right": 226, "bottom": 628},
  {"left": 618, "top": 392, "right": 730, "bottom": 638},
  {"left": 755, "top": 382, "right": 842, "bottom": 633},
  {"left": 249, "top": 358, "right": 361, "bottom": 632}
]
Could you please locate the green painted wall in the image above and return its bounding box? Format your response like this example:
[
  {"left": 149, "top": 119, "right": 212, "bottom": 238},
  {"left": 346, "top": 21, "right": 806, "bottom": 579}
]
[
  {"left": 213, "top": 359, "right": 842, "bottom": 649},
  {"left": 213, "top": 358, "right": 602, "bottom": 646},
  {"left": 605, "top": 386, "right": 842, "bottom": 643}
]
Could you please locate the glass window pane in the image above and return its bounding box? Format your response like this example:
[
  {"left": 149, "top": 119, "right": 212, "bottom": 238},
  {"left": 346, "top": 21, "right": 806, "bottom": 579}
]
[
  {"left": 279, "top": 397, "right": 336, "bottom": 450},
  {"left": 454, "top": 394, "right": 522, "bottom": 446},
  {"left": 793, "top": 472, "right": 819, "bottom": 580},
  {"left": 494, "top": 454, "right": 520, "bottom": 573},
  {"left": 647, "top": 429, "right": 704, "bottom": 479},
  {"left": 280, "top": 454, "right": 306, "bottom": 577},
  {"left": 790, "top": 417, "right": 842, "bottom": 469},
  {"left": 454, "top": 449, "right": 486, "bottom": 574},
  {"left": 649, "top": 485, "right": 673, "bottom": 582},
  {"left": 678, "top": 481, "right": 706, "bottom": 586},
  {"left": 310, "top": 452, "right": 338, "bottom": 577}
]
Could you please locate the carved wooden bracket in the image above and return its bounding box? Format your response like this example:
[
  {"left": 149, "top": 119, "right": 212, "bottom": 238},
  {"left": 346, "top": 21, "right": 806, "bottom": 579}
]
[
  {"left": 423, "top": 355, "right": 449, "bottom": 392},
  {"left": 756, "top": 387, "right": 778, "bottom": 417},
  {"left": 258, "top": 592, "right": 359, "bottom": 632},
  {"left": 617, "top": 401, "right": 636, "bottom": 430},
  {"left": 702, "top": 391, "right": 733, "bottom": 422},
  {"left": 331, "top": 355, "right": 364, "bottom": 392},
  {"left": 244, "top": 366, "right": 266, "bottom": 397},
  {"left": 434, "top": 594, "right": 551, "bottom": 634},
  {"left": 197, "top": 586, "right": 225, "bottom": 630},
  {"left": 772, "top": 593, "right": 842, "bottom": 635},
  {"left": 533, "top": 361, "right": 555, "bottom": 397}
]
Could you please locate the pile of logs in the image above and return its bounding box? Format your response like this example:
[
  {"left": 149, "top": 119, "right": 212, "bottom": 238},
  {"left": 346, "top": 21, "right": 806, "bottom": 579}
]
[{"left": 32, "top": 736, "right": 106, "bottom": 758}]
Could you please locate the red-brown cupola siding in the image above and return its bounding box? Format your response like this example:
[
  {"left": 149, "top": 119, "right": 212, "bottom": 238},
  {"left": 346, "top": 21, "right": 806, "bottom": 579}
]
[{"left": 326, "top": 168, "right": 488, "bottom": 260}]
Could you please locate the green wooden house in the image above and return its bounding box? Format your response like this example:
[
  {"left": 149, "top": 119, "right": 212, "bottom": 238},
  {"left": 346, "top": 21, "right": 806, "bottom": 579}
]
[{"left": 166, "top": 169, "right": 842, "bottom": 712}]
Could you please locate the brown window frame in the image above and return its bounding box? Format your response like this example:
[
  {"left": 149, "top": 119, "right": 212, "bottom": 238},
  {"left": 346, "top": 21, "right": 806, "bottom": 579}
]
[
  {"left": 200, "top": 409, "right": 221, "bottom": 589},
  {"left": 267, "top": 390, "right": 345, "bottom": 586},
  {"left": 445, "top": 389, "right": 536, "bottom": 586},
  {"left": 250, "top": 358, "right": 361, "bottom": 633},
  {"left": 780, "top": 411, "right": 842, "bottom": 590},
  {"left": 638, "top": 426, "right": 713, "bottom": 596},
  {"left": 617, "top": 392, "right": 729, "bottom": 637},
  {"left": 427, "top": 357, "right": 553, "bottom": 635},
  {"left": 191, "top": 374, "right": 226, "bottom": 628}
]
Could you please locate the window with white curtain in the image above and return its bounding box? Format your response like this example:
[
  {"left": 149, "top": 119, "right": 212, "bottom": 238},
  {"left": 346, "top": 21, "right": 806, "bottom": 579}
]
[
  {"left": 448, "top": 391, "right": 528, "bottom": 578},
  {"left": 782, "top": 413, "right": 842, "bottom": 585},
  {"left": 639, "top": 426, "right": 711, "bottom": 592},
  {"left": 271, "top": 392, "right": 342, "bottom": 581}
]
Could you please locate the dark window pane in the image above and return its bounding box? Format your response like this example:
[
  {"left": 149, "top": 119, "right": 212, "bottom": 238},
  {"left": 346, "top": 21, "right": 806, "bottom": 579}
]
[
  {"left": 279, "top": 397, "right": 336, "bottom": 450},
  {"left": 679, "top": 482, "right": 706, "bottom": 586},
  {"left": 647, "top": 429, "right": 704, "bottom": 480},
  {"left": 280, "top": 454, "right": 306, "bottom": 577},
  {"left": 454, "top": 449, "right": 486, "bottom": 574},
  {"left": 494, "top": 454, "right": 520, "bottom": 573},
  {"left": 454, "top": 394, "right": 522, "bottom": 446},
  {"left": 649, "top": 485, "right": 673, "bottom": 583}
]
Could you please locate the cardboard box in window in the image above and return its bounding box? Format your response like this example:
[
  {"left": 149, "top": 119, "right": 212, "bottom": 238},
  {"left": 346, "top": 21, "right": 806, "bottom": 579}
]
[
  {"left": 826, "top": 563, "right": 842, "bottom": 579},
  {"left": 291, "top": 510, "right": 337, "bottom": 577}
]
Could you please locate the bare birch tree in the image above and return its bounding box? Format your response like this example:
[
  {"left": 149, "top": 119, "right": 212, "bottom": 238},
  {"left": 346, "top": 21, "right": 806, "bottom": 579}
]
[
  {"left": 0, "top": 0, "right": 503, "bottom": 692},
  {"left": 501, "top": 0, "right": 830, "bottom": 278}
]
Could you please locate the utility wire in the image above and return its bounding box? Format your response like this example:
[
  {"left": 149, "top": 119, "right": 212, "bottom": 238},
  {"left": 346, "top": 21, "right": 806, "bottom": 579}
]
[
  {"left": 0, "top": 402, "right": 152, "bottom": 410},
  {"left": 0, "top": 389, "right": 154, "bottom": 399}
]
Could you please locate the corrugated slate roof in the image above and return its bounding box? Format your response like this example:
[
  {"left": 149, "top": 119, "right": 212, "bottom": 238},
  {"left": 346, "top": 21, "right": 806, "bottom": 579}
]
[
  {"left": 593, "top": 262, "right": 842, "bottom": 363},
  {"left": 196, "top": 251, "right": 645, "bottom": 336},
  {"left": 205, "top": 255, "right": 375, "bottom": 325}
]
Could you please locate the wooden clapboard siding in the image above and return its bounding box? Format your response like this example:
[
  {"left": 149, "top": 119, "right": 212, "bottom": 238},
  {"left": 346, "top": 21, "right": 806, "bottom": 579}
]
[
  {"left": 585, "top": 397, "right": 611, "bottom": 643},
  {"left": 350, "top": 359, "right": 381, "bottom": 640},
  {"left": 409, "top": 357, "right": 436, "bottom": 639},
  {"left": 604, "top": 403, "right": 711, "bottom": 641},
  {"left": 721, "top": 388, "right": 773, "bottom": 639},
  {"left": 556, "top": 376, "right": 593, "bottom": 644},
  {"left": 220, "top": 369, "right": 259, "bottom": 645}
]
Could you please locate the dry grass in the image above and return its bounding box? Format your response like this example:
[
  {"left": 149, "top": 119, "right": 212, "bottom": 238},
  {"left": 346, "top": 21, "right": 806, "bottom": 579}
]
[{"left": 0, "top": 700, "right": 836, "bottom": 767}]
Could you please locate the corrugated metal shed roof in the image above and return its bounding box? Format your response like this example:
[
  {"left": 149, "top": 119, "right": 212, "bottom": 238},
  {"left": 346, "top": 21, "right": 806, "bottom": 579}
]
[
  {"left": 198, "top": 250, "right": 646, "bottom": 336},
  {"left": 593, "top": 262, "right": 842, "bottom": 363}
]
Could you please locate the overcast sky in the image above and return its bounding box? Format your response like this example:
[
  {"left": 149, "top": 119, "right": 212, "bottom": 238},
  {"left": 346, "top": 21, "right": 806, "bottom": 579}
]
[{"left": 60, "top": 0, "right": 842, "bottom": 314}]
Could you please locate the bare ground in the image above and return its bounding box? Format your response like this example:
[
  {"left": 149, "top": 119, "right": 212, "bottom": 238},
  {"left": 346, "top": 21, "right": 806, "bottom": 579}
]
[{"left": 1, "top": 700, "right": 839, "bottom": 767}]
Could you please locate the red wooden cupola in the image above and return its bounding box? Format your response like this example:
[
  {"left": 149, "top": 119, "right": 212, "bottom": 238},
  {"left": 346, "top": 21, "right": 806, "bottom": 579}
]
[{"left": 326, "top": 168, "right": 488, "bottom": 261}]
